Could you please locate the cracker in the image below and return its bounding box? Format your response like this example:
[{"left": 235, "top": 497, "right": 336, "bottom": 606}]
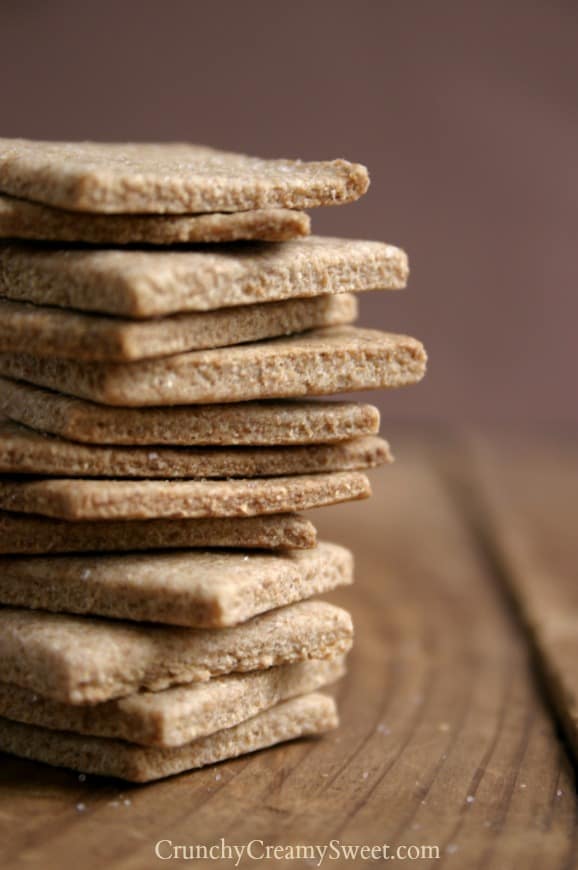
[
  {"left": 0, "top": 470, "right": 370, "bottom": 520},
  {"left": 0, "top": 378, "right": 380, "bottom": 446},
  {"left": 0, "top": 294, "right": 356, "bottom": 362},
  {"left": 0, "top": 600, "right": 353, "bottom": 703},
  {"left": 0, "top": 511, "right": 316, "bottom": 554},
  {"left": 0, "top": 236, "right": 406, "bottom": 317},
  {"left": 0, "top": 657, "right": 345, "bottom": 747},
  {"left": 0, "top": 194, "right": 311, "bottom": 243},
  {"left": 0, "top": 419, "right": 390, "bottom": 478},
  {"left": 0, "top": 541, "right": 353, "bottom": 627},
  {"left": 0, "top": 139, "right": 369, "bottom": 213},
  {"left": 0, "top": 692, "right": 338, "bottom": 782},
  {"left": 0, "top": 327, "right": 427, "bottom": 406}
]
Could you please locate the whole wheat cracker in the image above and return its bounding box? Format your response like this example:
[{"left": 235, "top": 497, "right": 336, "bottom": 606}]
[
  {"left": 0, "top": 419, "right": 390, "bottom": 478},
  {"left": 0, "top": 470, "right": 370, "bottom": 520},
  {"left": 0, "top": 511, "right": 316, "bottom": 554},
  {"left": 0, "top": 600, "right": 353, "bottom": 703},
  {"left": 0, "top": 139, "right": 368, "bottom": 213},
  {"left": 0, "top": 194, "right": 311, "bottom": 243},
  {"left": 0, "top": 378, "right": 380, "bottom": 446},
  {"left": 0, "top": 327, "right": 427, "bottom": 406},
  {"left": 0, "top": 236, "right": 406, "bottom": 317},
  {"left": 0, "top": 657, "right": 345, "bottom": 747},
  {"left": 0, "top": 693, "right": 338, "bottom": 782},
  {"left": 0, "top": 541, "right": 353, "bottom": 627},
  {"left": 0, "top": 294, "right": 356, "bottom": 362}
]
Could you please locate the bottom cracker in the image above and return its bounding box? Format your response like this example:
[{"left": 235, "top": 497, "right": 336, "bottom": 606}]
[{"left": 0, "top": 692, "right": 338, "bottom": 782}]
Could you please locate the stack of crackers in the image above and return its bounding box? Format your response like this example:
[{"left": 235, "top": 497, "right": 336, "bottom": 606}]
[{"left": 0, "top": 140, "right": 426, "bottom": 782}]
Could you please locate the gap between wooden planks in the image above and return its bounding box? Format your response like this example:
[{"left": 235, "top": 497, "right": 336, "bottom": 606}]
[{"left": 0, "top": 439, "right": 576, "bottom": 870}]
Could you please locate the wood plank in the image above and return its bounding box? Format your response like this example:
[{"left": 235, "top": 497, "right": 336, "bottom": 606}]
[
  {"left": 0, "top": 444, "right": 575, "bottom": 869},
  {"left": 466, "top": 434, "right": 578, "bottom": 763}
]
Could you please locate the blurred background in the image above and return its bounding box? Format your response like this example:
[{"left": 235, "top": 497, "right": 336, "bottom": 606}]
[{"left": 0, "top": 0, "right": 576, "bottom": 426}]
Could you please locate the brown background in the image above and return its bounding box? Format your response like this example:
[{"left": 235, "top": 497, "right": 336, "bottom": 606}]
[{"left": 1, "top": 0, "right": 576, "bottom": 425}]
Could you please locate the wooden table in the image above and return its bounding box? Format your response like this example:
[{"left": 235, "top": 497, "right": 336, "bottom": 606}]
[{"left": 1, "top": 434, "right": 576, "bottom": 869}]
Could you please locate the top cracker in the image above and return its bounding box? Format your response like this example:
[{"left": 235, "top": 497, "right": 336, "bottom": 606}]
[{"left": 0, "top": 139, "right": 369, "bottom": 214}]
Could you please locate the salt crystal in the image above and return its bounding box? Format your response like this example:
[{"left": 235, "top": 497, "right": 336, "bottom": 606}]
[
  {"left": 80, "top": 568, "right": 91, "bottom": 580},
  {"left": 123, "top": 798, "right": 131, "bottom": 806},
  {"left": 76, "top": 802, "right": 86, "bottom": 812},
  {"left": 215, "top": 773, "right": 222, "bottom": 781},
  {"left": 466, "top": 795, "right": 475, "bottom": 804},
  {"left": 556, "top": 789, "right": 563, "bottom": 797},
  {"left": 78, "top": 774, "right": 86, "bottom": 782},
  {"left": 446, "top": 844, "right": 459, "bottom": 854},
  {"left": 362, "top": 771, "right": 369, "bottom": 780}
]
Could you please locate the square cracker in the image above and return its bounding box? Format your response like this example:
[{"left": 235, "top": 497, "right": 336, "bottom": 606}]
[
  {"left": 0, "top": 693, "right": 338, "bottom": 782},
  {"left": 0, "top": 327, "right": 427, "bottom": 406},
  {"left": 0, "top": 511, "right": 316, "bottom": 555},
  {"left": 0, "top": 541, "right": 353, "bottom": 628},
  {"left": 0, "top": 656, "right": 345, "bottom": 747},
  {"left": 0, "top": 418, "right": 391, "bottom": 478},
  {"left": 0, "top": 600, "right": 353, "bottom": 703},
  {"left": 0, "top": 194, "right": 311, "bottom": 243},
  {"left": 0, "top": 236, "right": 406, "bottom": 317},
  {"left": 0, "top": 293, "right": 356, "bottom": 362},
  {"left": 0, "top": 139, "right": 369, "bottom": 213},
  {"left": 0, "top": 470, "right": 370, "bottom": 520},
  {"left": 0, "top": 378, "right": 380, "bottom": 446}
]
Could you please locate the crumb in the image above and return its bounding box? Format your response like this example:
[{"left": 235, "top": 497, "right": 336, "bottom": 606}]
[{"left": 78, "top": 774, "right": 86, "bottom": 782}]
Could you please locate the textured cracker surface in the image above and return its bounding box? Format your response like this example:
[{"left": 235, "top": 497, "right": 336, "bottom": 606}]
[
  {"left": 0, "top": 294, "right": 356, "bottom": 361},
  {"left": 0, "top": 692, "right": 338, "bottom": 781},
  {"left": 0, "top": 327, "right": 427, "bottom": 406},
  {"left": 0, "top": 470, "right": 370, "bottom": 520},
  {"left": 0, "top": 511, "right": 316, "bottom": 554},
  {"left": 0, "top": 194, "right": 311, "bottom": 243},
  {"left": 0, "top": 601, "right": 353, "bottom": 703},
  {"left": 0, "top": 139, "right": 368, "bottom": 213},
  {"left": 0, "top": 378, "right": 380, "bottom": 446},
  {"left": 0, "top": 419, "right": 390, "bottom": 479},
  {"left": 0, "top": 236, "right": 406, "bottom": 317},
  {"left": 0, "top": 471, "right": 371, "bottom": 520},
  {"left": 0, "top": 541, "right": 353, "bottom": 627},
  {"left": 0, "top": 657, "right": 345, "bottom": 747}
]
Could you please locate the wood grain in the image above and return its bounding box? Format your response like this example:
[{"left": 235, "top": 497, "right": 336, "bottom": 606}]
[
  {"left": 0, "top": 441, "right": 576, "bottom": 869},
  {"left": 467, "top": 435, "right": 578, "bottom": 764}
]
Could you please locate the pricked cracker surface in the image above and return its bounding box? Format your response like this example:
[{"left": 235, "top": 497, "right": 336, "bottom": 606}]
[
  {"left": 0, "top": 327, "right": 427, "bottom": 406},
  {"left": 0, "top": 541, "right": 353, "bottom": 627},
  {"left": 0, "top": 236, "right": 407, "bottom": 317},
  {"left": 0, "top": 378, "right": 381, "bottom": 446},
  {"left": 0, "top": 600, "right": 353, "bottom": 703}
]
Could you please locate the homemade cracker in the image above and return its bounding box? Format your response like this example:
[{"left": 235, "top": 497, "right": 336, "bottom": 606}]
[
  {"left": 0, "top": 378, "right": 380, "bottom": 446},
  {"left": 0, "top": 693, "right": 338, "bottom": 782},
  {"left": 0, "top": 294, "right": 356, "bottom": 361},
  {"left": 0, "top": 601, "right": 353, "bottom": 703},
  {"left": 0, "top": 419, "right": 390, "bottom": 478},
  {"left": 0, "top": 139, "right": 368, "bottom": 213},
  {"left": 0, "top": 470, "right": 370, "bottom": 520},
  {"left": 0, "top": 657, "right": 344, "bottom": 746},
  {"left": 0, "top": 236, "right": 406, "bottom": 317},
  {"left": 0, "top": 194, "right": 311, "bottom": 243},
  {"left": 0, "top": 511, "right": 316, "bottom": 554},
  {"left": 0, "top": 327, "right": 427, "bottom": 406},
  {"left": 0, "top": 542, "right": 353, "bottom": 627}
]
